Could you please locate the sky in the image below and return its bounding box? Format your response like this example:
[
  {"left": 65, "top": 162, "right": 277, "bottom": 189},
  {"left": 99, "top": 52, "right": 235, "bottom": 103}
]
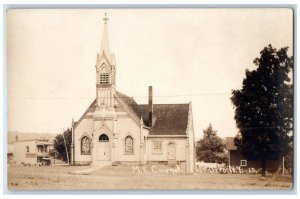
[{"left": 7, "top": 9, "right": 293, "bottom": 140}]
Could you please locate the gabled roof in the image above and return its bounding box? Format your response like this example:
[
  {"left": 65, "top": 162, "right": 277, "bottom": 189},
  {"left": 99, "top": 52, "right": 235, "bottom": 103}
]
[
  {"left": 137, "top": 104, "right": 189, "bottom": 135},
  {"left": 225, "top": 137, "right": 237, "bottom": 150},
  {"left": 116, "top": 91, "right": 138, "bottom": 108},
  {"left": 75, "top": 91, "right": 190, "bottom": 136},
  {"left": 115, "top": 91, "right": 141, "bottom": 125},
  {"left": 74, "top": 99, "right": 97, "bottom": 128},
  {"left": 116, "top": 91, "right": 189, "bottom": 135}
]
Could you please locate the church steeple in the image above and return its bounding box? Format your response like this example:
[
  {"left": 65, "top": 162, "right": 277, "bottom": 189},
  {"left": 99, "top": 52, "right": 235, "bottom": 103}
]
[
  {"left": 99, "top": 13, "right": 111, "bottom": 60},
  {"left": 95, "top": 13, "right": 116, "bottom": 111}
]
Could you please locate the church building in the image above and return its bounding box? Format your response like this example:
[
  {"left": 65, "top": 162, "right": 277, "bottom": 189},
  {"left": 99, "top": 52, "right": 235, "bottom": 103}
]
[{"left": 71, "top": 14, "right": 196, "bottom": 173}]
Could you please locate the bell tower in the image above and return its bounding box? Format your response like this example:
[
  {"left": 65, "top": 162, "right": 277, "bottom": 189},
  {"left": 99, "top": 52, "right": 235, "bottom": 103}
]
[{"left": 95, "top": 13, "right": 116, "bottom": 111}]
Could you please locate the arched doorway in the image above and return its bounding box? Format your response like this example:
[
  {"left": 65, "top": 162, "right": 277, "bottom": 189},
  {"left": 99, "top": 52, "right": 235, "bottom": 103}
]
[
  {"left": 167, "top": 142, "right": 176, "bottom": 166},
  {"left": 97, "top": 134, "right": 111, "bottom": 161}
]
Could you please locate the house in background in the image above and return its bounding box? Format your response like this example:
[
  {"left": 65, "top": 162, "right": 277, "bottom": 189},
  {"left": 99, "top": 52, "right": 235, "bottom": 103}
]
[
  {"left": 226, "top": 137, "right": 282, "bottom": 172},
  {"left": 72, "top": 14, "right": 196, "bottom": 173},
  {"left": 13, "top": 136, "right": 54, "bottom": 165}
]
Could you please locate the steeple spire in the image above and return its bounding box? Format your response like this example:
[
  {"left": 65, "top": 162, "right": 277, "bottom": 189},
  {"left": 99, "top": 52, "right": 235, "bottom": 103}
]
[{"left": 99, "top": 13, "right": 111, "bottom": 59}]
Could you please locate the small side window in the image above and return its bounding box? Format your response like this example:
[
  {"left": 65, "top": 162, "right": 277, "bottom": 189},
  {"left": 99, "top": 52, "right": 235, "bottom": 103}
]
[
  {"left": 152, "top": 141, "right": 163, "bottom": 154},
  {"left": 241, "top": 160, "right": 247, "bottom": 166},
  {"left": 26, "top": 146, "right": 29, "bottom": 153}
]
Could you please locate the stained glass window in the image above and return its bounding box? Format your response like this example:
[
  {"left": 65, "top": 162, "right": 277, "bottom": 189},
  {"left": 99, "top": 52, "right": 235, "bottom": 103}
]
[
  {"left": 81, "top": 136, "right": 91, "bottom": 155},
  {"left": 125, "top": 136, "right": 133, "bottom": 154}
]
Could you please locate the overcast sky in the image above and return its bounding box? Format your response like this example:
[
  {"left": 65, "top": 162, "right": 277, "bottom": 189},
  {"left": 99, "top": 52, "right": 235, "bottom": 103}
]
[{"left": 7, "top": 9, "right": 293, "bottom": 140}]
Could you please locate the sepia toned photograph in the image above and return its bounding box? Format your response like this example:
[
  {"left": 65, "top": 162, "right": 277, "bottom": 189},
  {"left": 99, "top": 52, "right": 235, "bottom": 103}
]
[{"left": 6, "top": 8, "right": 294, "bottom": 190}]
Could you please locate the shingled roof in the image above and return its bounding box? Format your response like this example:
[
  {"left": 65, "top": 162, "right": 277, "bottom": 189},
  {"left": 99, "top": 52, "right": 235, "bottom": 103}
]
[
  {"left": 75, "top": 91, "right": 190, "bottom": 135},
  {"left": 115, "top": 91, "right": 140, "bottom": 116},
  {"left": 225, "top": 137, "right": 237, "bottom": 150},
  {"left": 116, "top": 91, "right": 189, "bottom": 135}
]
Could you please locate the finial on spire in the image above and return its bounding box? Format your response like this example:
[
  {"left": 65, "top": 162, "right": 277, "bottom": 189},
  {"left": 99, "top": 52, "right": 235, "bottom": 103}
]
[{"left": 103, "top": 13, "right": 109, "bottom": 24}]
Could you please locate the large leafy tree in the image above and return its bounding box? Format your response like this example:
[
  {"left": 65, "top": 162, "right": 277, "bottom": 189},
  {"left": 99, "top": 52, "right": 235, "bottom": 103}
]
[
  {"left": 231, "top": 45, "right": 293, "bottom": 176},
  {"left": 196, "top": 124, "right": 227, "bottom": 164},
  {"left": 53, "top": 128, "right": 72, "bottom": 163}
]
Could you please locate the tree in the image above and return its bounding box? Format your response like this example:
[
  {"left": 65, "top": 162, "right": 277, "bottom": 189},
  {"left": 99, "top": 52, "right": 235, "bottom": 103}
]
[
  {"left": 231, "top": 44, "right": 293, "bottom": 177},
  {"left": 53, "top": 128, "right": 72, "bottom": 163},
  {"left": 196, "top": 124, "right": 228, "bottom": 164},
  {"left": 284, "top": 142, "right": 293, "bottom": 175}
]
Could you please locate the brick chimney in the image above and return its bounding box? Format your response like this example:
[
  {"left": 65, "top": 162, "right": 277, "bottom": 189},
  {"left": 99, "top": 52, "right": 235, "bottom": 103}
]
[{"left": 148, "top": 86, "right": 153, "bottom": 128}]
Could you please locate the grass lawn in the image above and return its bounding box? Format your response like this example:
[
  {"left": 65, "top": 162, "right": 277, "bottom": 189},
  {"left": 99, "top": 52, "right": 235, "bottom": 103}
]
[{"left": 7, "top": 164, "right": 293, "bottom": 190}]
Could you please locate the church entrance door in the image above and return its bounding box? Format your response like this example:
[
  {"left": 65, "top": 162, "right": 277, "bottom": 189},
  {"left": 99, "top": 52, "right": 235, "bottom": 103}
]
[{"left": 97, "top": 134, "right": 111, "bottom": 161}]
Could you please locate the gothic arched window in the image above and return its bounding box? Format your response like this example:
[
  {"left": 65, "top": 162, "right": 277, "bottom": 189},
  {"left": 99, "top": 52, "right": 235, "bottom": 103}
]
[
  {"left": 125, "top": 136, "right": 133, "bottom": 154},
  {"left": 81, "top": 136, "right": 91, "bottom": 155}
]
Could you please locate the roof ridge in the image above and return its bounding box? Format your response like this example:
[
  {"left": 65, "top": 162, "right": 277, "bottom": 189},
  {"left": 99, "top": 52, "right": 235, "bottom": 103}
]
[
  {"left": 116, "top": 90, "right": 138, "bottom": 105},
  {"left": 115, "top": 91, "right": 141, "bottom": 126}
]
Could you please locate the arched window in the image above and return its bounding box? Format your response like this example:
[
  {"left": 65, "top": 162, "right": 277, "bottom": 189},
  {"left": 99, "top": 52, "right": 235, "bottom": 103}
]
[
  {"left": 81, "top": 136, "right": 91, "bottom": 155},
  {"left": 125, "top": 136, "right": 133, "bottom": 154},
  {"left": 99, "top": 134, "right": 109, "bottom": 142}
]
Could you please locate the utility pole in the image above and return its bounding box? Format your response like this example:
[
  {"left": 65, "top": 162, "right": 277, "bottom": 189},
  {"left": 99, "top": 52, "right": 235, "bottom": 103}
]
[
  {"left": 62, "top": 129, "right": 70, "bottom": 165},
  {"left": 71, "top": 118, "right": 75, "bottom": 165}
]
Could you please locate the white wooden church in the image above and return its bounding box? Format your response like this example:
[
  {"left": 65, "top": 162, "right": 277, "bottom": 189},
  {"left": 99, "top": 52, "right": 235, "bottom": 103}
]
[{"left": 71, "top": 14, "right": 195, "bottom": 173}]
